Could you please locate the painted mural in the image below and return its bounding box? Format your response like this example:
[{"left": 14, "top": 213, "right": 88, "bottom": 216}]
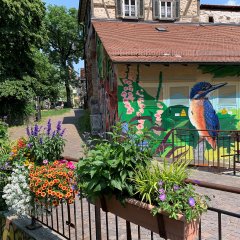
[
  {"left": 96, "top": 37, "right": 118, "bottom": 132},
  {"left": 117, "top": 64, "right": 240, "bottom": 163}
]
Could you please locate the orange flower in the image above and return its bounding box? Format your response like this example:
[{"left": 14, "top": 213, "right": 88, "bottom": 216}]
[{"left": 41, "top": 192, "right": 46, "bottom": 197}]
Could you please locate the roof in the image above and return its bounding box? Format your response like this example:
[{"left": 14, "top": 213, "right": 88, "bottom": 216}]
[
  {"left": 200, "top": 4, "right": 240, "bottom": 11},
  {"left": 92, "top": 21, "right": 240, "bottom": 63}
]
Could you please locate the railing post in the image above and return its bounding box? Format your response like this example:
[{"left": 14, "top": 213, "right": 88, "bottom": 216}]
[
  {"left": 95, "top": 205, "right": 102, "bottom": 240},
  {"left": 126, "top": 221, "right": 132, "bottom": 240}
]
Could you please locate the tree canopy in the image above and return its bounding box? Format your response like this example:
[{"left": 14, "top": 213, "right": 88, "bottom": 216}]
[
  {"left": 0, "top": 0, "right": 46, "bottom": 78},
  {"left": 44, "top": 5, "right": 83, "bottom": 107}
]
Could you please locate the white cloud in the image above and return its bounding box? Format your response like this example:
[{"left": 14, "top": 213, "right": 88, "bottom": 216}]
[{"left": 226, "top": 0, "right": 239, "bottom": 5}]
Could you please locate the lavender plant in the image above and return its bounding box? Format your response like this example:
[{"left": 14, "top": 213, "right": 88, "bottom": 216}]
[{"left": 26, "top": 119, "right": 66, "bottom": 165}]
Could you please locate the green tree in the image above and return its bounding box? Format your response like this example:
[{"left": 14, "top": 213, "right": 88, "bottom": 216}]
[
  {"left": 33, "top": 50, "right": 60, "bottom": 100},
  {"left": 0, "top": 0, "right": 45, "bottom": 78},
  {"left": 44, "top": 6, "right": 83, "bottom": 107},
  {"left": 0, "top": 0, "right": 46, "bottom": 125}
]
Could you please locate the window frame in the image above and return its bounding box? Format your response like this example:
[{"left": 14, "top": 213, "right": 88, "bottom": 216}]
[
  {"left": 153, "top": 0, "right": 179, "bottom": 21},
  {"left": 123, "top": 0, "right": 138, "bottom": 18}
]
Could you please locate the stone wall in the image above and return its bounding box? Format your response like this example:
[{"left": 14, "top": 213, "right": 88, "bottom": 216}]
[
  {"left": 200, "top": 9, "right": 240, "bottom": 23},
  {"left": 180, "top": 0, "right": 199, "bottom": 22}
]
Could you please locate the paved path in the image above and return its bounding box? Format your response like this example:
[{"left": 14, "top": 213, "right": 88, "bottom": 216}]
[{"left": 8, "top": 109, "right": 85, "bottom": 159}]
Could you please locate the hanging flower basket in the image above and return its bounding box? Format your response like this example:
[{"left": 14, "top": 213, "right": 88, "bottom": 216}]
[{"left": 95, "top": 195, "right": 199, "bottom": 240}]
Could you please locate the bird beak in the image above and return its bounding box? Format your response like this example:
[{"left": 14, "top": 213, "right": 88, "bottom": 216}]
[
  {"left": 197, "top": 82, "right": 227, "bottom": 98},
  {"left": 209, "top": 83, "right": 228, "bottom": 92}
]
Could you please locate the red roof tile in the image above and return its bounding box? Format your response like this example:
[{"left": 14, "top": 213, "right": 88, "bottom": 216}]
[{"left": 92, "top": 21, "right": 240, "bottom": 63}]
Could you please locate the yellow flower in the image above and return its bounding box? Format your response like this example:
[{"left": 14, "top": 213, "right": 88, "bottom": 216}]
[{"left": 24, "top": 160, "right": 30, "bottom": 166}]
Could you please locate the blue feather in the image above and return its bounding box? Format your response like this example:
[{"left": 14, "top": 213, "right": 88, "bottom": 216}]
[{"left": 204, "top": 100, "right": 220, "bottom": 138}]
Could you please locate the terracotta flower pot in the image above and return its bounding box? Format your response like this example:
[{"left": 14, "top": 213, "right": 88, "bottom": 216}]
[{"left": 95, "top": 196, "right": 199, "bottom": 240}]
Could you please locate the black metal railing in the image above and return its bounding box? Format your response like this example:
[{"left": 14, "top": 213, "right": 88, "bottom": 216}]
[
  {"left": 33, "top": 162, "right": 240, "bottom": 240},
  {"left": 172, "top": 129, "right": 240, "bottom": 172}
]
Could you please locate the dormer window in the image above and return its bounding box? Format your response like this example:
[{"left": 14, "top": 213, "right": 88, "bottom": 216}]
[
  {"left": 153, "top": 0, "right": 179, "bottom": 20},
  {"left": 116, "top": 0, "right": 144, "bottom": 19}
]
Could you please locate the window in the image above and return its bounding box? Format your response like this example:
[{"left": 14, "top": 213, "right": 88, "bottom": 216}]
[
  {"left": 153, "top": 0, "right": 179, "bottom": 20},
  {"left": 169, "top": 86, "right": 189, "bottom": 107},
  {"left": 124, "top": 0, "right": 137, "bottom": 17},
  {"left": 115, "top": 0, "right": 144, "bottom": 18}
]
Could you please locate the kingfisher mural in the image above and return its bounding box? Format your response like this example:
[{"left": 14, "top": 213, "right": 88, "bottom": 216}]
[
  {"left": 116, "top": 64, "right": 239, "bottom": 163},
  {"left": 189, "top": 82, "right": 227, "bottom": 149}
]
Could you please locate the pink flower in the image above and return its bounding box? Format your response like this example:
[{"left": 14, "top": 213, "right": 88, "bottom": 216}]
[
  {"left": 124, "top": 87, "right": 129, "bottom": 91},
  {"left": 136, "top": 90, "right": 144, "bottom": 97},
  {"left": 128, "top": 92, "right": 133, "bottom": 97},
  {"left": 128, "top": 96, "right": 134, "bottom": 101},
  {"left": 156, "top": 117, "right": 161, "bottom": 122},
  {"left": 121, "top": 91, "right": 127, "bottom": 97},
  {"left": 136, "top": 124, "right": 144, "bottom": 130},
  {"left": 123, "top": 79, "right": 128, "bottom": 84},
  {"left": 124, "top": 102, "right": 131, "bottom": 108},
  {"left": 43, "top": 159, "right": 48, "bottom": 165},
  {"left": 136, "top": 112, "right": 141, "bottom": 117},
  {"left": 140, "top": 104, "right": 145, "bottom": 109},
  {"left": 127, "top": 80, "right": 132, "bottom": 85},
  {"left": 67, "top": 161, "right": 76, "bottom": 170},
  {"left": 139, "top": 109, "right": 144, "bottom": 114},
  {"left": 127, "top": 108, "right": 134, "bottom": 114},
  {"left": 128, "top": 86, "right": 133, "bottom": 92}
]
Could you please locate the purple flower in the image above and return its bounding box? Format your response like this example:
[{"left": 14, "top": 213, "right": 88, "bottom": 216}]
[
  {"left": 33, "top": 124, "right": 39, "bottom": 137},
  {"left": 188, "top": 197, "right": 195, "bottom": 207},
  {"left": 52, "top": 131, "right": 56, "bottom": 138},
  {"left": 10, "top": 152, "right": 14, "bottom": 156},
  {"left": 56, "top": 121, "right": 62, "bottom": 133},
  {"left": 158, "top": 181, "right": 163, "bottom": 186},
  {"left": 159, "top": 194, "right": 166, "bottom": 201},
  {"left": 43, "top": 159, "right": 48, "bottom": 165},
  {"left": 27, "top": 143, "right": 32, "bottom": 148},
  {"left": 159, "top": 188, "right": 165, "bottom": 194},
  {"left": 71, "top": 185, "right": 78, "bottom": 190},
  {"left": 60, "top": 128, "right": 66, "bottom": 137},
  {"left": 47, "top": 119, "right": 51, "bottom": 136},
  {"left": 173, "top": 185, "right": 180, "bottom": 191},
  {"left": 39, "top": 138, "right": 43, "bottom": 144},
  {"left": 26, "top": 126, "right": 30, "bottom": 136}
]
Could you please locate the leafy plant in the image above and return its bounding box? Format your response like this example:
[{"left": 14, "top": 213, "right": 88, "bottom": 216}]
[
  {"left": 133, "top": 159, "right": 209, "bottom": 222},
  {"left": 77, "top": 123, "right": 153, "bottom": 201}
]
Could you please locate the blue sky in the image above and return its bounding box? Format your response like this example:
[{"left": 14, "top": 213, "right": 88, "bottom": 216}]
[{"left": 44, "top": 0, "right": 83, "bottom": 75}]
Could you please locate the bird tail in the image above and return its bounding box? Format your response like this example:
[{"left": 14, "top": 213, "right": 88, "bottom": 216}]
[{"left": 206, "top": 136, "right": 217, "bottom": 150}]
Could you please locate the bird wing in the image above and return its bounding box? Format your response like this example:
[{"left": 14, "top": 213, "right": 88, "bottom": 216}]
[{"left": 204, "top": 100, "right": 220, "bottom": 138}]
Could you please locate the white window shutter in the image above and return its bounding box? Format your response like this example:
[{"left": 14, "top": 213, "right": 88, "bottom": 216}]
[
  {"left": 152, "top": 0, "right": 160, "bottom": 19},
  {"left": 116, "top": 0, "right": 123, "bottom": 18},
  {"left": 138, "top": 0, "right": 145, "bottom": 18}
]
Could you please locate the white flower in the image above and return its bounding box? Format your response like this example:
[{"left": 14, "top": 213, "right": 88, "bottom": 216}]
[{"left": 3, "top": 165, "right": 32, "bottom": 216}]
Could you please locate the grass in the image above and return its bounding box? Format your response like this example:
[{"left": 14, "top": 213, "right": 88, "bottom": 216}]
[{"left": 41, "top": 108, "right": 71, "bottom": 118}]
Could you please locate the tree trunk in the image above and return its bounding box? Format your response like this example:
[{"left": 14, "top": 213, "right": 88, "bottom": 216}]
[
  {"left": 61, "top": 62, "right": 72, "bottom": 108},
  {"left": 65, "top": 79, "right": 72, "bottom": 108}
]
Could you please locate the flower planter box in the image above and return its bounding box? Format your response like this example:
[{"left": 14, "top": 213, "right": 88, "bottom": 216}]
[{"left": 95, "top": 196, "right": 199, "bottom": 240}]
